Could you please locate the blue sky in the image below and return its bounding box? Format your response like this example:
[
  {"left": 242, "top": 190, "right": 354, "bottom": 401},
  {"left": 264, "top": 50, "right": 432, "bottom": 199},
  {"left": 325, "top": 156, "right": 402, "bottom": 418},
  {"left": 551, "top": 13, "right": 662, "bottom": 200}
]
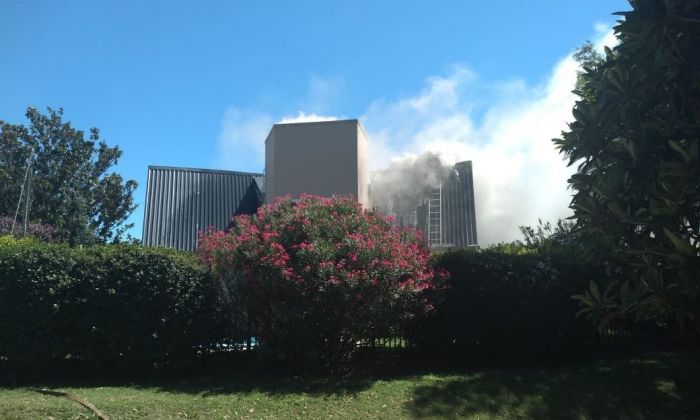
[{"left": 0, "top": 0, "right": 629, "bottom": 243}]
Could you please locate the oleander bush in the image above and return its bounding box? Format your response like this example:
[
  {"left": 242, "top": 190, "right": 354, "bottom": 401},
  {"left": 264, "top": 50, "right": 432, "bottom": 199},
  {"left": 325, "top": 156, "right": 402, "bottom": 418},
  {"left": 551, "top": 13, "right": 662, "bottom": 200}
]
[
  {"left": 0, "top": 238, "right": 230, "bottom": 372},
  {"left": 198, "top": 194, "right": 445, "bottom": 368}
]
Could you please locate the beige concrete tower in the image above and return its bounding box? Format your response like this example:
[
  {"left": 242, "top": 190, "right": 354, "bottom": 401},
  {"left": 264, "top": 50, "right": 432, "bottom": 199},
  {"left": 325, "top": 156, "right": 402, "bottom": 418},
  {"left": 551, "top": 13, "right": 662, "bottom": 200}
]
[{"left": 265, "top": 119, "right": 369, "bottom": 206}]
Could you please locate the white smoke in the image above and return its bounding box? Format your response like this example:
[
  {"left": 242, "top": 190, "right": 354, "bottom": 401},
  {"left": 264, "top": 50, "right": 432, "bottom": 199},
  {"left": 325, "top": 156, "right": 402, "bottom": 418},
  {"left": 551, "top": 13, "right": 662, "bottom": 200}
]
[
  {"left": 277, "top": 112, "right": 340, "bottom": 124},
  {"left": 360, "top": 57, "right": 578, "bottom": 245},
  {"left": 362, "top": 29, "right": 617, "bottom": 245},
  {"left": 216, "top": 108, "right": 273, "bottom": 171}
]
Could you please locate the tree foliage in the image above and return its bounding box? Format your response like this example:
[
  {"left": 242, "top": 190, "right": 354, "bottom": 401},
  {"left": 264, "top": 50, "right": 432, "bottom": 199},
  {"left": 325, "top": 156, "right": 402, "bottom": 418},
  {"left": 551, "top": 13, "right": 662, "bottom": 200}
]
[
  {"left": 488, "top": 218, "right": 585, "bottom": 256},
  {"left": 0, "top": 107, "right": 137, "bottom": 244},
  {"left": 555, "top": 0, "right": 700, "bottom": 328},
  {"left": 572, "top": 41, "right": 605, "bottom": 101}
]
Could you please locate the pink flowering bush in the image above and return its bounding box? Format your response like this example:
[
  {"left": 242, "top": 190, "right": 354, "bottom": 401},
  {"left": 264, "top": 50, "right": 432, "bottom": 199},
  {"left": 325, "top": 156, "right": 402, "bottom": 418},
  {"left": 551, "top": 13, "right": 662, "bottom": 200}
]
[
  {"left": 0, "top": 216, "right": 61, "bottom": 243},
  {"left": 198, "top": 194, "right": 443, "bottom": 367}
]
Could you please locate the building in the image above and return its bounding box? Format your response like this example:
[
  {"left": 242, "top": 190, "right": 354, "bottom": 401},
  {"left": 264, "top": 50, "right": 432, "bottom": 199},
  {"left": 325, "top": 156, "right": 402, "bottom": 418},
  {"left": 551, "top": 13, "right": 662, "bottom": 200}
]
[
  {"left": 265, "top": 119, "right": 369, "bottom": 206},
  {"left": 416, "top": 161, "right": 478, "bottom": 247},
  {"left": 142, "top": 166, "right": 263, "bottom": 250},
  {"left": 142, "top": 120, "right": 477, "bottom": 251}
]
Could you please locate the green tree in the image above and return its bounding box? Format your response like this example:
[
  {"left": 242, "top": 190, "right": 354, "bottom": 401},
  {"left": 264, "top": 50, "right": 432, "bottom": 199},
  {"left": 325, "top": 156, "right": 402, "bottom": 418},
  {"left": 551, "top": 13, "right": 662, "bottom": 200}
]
[
  {"left": 0, "top": 107, "right": 137, "bottom": 244},
  {"left": 572, "top": 41, "right": 605, "bottom": 101},
  {"left": 488, "top": 218, "right": 582, "bottom": 256},
  {"left": 519, "top": 219, "right": 582, "bottom": 254},
  {"left": 555, "top": 0, "right": 700, "bottom": 329}
]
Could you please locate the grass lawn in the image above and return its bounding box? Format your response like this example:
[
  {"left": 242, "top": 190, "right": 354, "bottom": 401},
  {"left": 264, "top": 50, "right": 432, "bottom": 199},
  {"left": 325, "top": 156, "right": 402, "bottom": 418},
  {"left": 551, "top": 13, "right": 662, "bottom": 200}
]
[{"left": 1, "top": 350, "right": 699, "bottom": 419}]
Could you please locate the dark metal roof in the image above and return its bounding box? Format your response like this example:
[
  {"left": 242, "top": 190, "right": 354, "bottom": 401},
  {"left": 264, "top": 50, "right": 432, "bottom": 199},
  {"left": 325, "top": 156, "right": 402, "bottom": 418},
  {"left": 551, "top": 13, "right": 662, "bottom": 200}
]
[{"left": 142, "top": 166, "right": 263, "bottom": 251}]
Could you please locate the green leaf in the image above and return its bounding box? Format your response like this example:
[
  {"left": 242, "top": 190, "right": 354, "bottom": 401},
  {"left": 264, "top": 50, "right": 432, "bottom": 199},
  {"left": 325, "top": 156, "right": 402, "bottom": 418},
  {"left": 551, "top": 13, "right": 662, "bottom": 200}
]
[
  {"left": 572, "top": 293, "right": 594, "bottom": 306},
  {"left": 590, "top": 280, "right": 601, "bottom": 302},
  {"left": 621, "top": 139, "right": 637, "bottom": 160},
  {"left": 690, "top": 139, "right": 699, "bottom": 160},
  {"left": 608, "top": 202, "right": 626, "bottom": 218},
  {"left": 604, "top": 46, "right": 614, "bottom": 58},
  {"left": 575, "top": 307, "right": 592, "bottom": 319},
  {"left": 668, "top": 140, "right": 691, "bottom": 162},
  {"left": 663, "top": 228, "right": 697, "bottom": 258}
]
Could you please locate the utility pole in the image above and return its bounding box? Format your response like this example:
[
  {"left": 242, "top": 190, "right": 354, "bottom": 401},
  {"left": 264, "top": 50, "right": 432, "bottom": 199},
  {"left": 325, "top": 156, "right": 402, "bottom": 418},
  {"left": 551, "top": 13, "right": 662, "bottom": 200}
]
[
  {"left": 11, "top": 147, "right": 34, "bottom": 236},
  {"left": 22, "top": 167, "right": 32, "bottom": 236}
]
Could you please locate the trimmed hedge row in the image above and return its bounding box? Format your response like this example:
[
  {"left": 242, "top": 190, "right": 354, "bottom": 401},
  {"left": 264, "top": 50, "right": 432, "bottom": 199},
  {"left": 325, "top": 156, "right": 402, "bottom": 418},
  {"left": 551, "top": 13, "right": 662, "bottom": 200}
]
[
  {"left": 0, "top": 239, "right": 232, "bottom": 371},
  {"left": 1, "top": 237, "right": 672, "bottom": 375},
  {"left": 412, "top": 249, "right": 602, "bottom": 358}
]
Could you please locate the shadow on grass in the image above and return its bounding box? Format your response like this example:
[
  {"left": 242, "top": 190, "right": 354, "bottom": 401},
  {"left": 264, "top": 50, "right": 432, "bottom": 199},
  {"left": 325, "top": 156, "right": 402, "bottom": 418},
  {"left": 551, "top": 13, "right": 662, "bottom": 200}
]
[
  {"left": 406, "top": 350, "right": 700, "bottom": 419},
  {"left": 3, "top": 347, "right": 699, "bottom": 418},
  {"left": 1, "top": 350, "right": 425, "bottom": 397},
  {"left": 126, "top": 350, "right": 443, "bottom": 397}
]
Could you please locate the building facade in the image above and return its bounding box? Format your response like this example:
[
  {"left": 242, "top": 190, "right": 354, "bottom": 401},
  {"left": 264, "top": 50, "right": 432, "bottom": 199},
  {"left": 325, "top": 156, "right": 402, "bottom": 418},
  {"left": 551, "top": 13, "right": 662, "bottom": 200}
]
[
  {"left": 265, "top": 119, "right": 369, "bottom": 206},
  {"left": 416, "top": 161, "right": 478, "bottom": 247},
  {"left": 142, "top": 121, "right": 477, "bottom": 251},
  {"left": 142, "top": 166, "right": 263, "bottom": 250}
]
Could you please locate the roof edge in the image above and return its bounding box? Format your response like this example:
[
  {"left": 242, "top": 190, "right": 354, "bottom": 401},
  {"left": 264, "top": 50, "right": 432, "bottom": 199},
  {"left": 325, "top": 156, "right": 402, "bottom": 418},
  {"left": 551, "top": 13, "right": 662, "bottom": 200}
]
[
  {"left": 148, "top": 165, "right": 263, "bottom": 176},
  {"left": 271, "top": 118, "right": 358, "bottom": 128}
]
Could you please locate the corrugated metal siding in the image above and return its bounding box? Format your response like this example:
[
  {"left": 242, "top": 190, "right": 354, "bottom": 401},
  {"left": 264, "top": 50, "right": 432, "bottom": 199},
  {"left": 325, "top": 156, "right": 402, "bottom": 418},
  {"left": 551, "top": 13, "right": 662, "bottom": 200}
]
[
  {"left": 414, "top": 160, "right": 478, "bottom": 248},
  {"left": 442, "top": 161, "right": 478, "bottom": 246},
  {"left": 142, "top": 166, "right": 263, "bottom": 251}
]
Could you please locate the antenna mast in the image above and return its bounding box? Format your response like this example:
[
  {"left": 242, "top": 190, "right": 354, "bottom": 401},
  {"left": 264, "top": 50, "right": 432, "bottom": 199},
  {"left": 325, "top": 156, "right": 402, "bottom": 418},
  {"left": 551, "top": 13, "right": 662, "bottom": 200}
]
[{"left": 11, "top": 147, "right": 34, "bottom": 236}]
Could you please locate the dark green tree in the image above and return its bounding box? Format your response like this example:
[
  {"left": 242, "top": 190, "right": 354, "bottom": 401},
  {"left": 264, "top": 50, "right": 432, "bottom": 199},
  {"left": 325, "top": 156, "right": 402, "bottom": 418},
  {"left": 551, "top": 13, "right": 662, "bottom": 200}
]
[
  {"left": 0, "top": 107, "right": 137, "bottom": 244},
  {"left": 487, "top": 218, "right": 583, "bottom": 256},
  {"left": 572, "top": 41, "right": 605, "bottom": 101},
  {"left": 555, "top": 0, "right": 700, "bottom": 329},
  {"left": 519, "top": 219, "right": 580, "bottom": 254}
]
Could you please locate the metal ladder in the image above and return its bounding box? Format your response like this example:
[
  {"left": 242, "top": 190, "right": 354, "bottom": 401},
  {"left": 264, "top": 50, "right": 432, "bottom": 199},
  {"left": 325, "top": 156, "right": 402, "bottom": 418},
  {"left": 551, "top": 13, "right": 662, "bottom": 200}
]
[{"left": 427, "top": 184, "right": 442, "bottom": 246}]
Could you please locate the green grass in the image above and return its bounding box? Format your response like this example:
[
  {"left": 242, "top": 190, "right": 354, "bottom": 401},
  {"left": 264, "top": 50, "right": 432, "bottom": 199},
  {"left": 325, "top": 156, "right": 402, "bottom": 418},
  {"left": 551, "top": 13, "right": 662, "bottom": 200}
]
[{"left": 1, "top": 350, "right": 699, "bottom": 419}]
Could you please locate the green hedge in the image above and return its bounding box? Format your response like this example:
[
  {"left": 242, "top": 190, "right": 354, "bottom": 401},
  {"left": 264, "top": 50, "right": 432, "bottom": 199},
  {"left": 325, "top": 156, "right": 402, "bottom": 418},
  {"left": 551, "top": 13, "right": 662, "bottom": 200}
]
[
  {"left": 0, "top": 239, "right": 232, "bottom": 371},
  {"left": 411, "top": 249, "right": 601, "bottom": 359}
]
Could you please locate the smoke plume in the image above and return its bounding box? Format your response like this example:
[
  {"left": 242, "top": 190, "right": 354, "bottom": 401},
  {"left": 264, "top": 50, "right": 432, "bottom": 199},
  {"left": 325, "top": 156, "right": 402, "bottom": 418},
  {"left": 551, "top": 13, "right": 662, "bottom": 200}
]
[
  {"left": 361, "top": 57, "right": 580, "bottom": 246},
  {"left": 369, "top": 152, "right": 451, "bottom": 225},
  {"left": 361, "top": 29, "right": 616, "bottom": 245}
]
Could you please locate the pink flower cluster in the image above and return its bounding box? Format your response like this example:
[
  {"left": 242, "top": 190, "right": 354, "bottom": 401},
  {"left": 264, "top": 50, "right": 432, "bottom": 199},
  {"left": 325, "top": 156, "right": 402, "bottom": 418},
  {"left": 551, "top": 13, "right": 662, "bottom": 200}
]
[{"left": 198, "top": 194, "right": 444, "bottom": 314}]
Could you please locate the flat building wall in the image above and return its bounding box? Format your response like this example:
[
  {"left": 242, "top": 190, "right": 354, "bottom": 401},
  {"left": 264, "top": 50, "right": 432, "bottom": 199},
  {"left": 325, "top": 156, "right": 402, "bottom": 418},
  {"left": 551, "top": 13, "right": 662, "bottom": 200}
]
[{"left": 265, "top": 120, "right": 369, "bottom": 206}]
